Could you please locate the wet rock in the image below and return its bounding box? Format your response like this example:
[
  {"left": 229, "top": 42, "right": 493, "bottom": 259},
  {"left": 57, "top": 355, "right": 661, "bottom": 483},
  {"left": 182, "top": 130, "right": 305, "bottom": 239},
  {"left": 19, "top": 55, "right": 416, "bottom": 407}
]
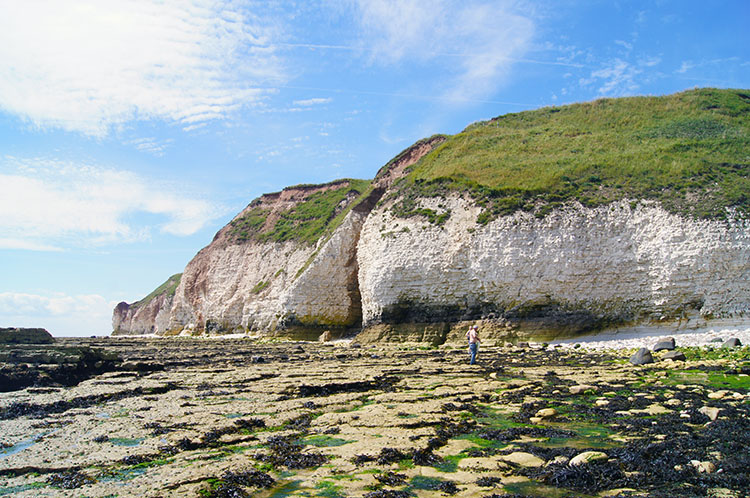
[
  {"left": 0, "top": 328, "right": 54, "bottom": 344},
  {"left": 46, "top": 470, "right": 95, "bottom": 489},
  {"left": 221, "top": 469, "right": 275, "bottom": 489},
  {"left": 722, "top": 338, "right": 742, "bottom": 348},
  {"left": 363, "top": 491, "right": 410, "bottom": 498},
  {"left": 653, "top": 337, "right": 676, "bottom": 351},
  {"left": 570, "top": 451, "right": 608, "bottom": 466},
  {"left": 629, "top": 348, "right": 654, "bottom": 365},
  {"left": 662, "top": 351, "right": 686, "bottom": 361},
  {"left": 0, "top": 346, "right": 122, "bottom": 392},
  {"left": 250, "top": 355, "right": 265, "bottom": 363},
  {"left": 374, "top": 471, "right": 407, "bottom": 486},
  {"left": 476, "top": 476, "right": 503, "bottom": 487},
  {"left": 436, "top": 480, "right": 459, "bottom": 495}
]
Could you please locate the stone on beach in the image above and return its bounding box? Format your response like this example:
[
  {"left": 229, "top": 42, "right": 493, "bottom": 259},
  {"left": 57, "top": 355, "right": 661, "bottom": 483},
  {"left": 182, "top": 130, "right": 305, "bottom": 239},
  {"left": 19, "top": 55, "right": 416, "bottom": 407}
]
[
  {"left": 722, "top": 338, "right": 742, "bottom": 348},
  {"left": 653, "top": 337, "right": 676, "bottom": 351},
  {"left": 570, "top": 451, "right": 608, "bottom": 466},
  {"left": 662, "top": 350, "right": 686, "bottom": 361},
  {"left": 629, "top": 348, "right": 654, "bottom": 365}
]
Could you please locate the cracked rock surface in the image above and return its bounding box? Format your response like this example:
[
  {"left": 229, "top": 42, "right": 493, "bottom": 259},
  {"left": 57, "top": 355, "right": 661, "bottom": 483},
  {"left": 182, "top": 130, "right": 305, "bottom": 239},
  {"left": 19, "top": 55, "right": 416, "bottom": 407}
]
[{"left": 1, "top": 338, "right": 749, "bottom": 497}]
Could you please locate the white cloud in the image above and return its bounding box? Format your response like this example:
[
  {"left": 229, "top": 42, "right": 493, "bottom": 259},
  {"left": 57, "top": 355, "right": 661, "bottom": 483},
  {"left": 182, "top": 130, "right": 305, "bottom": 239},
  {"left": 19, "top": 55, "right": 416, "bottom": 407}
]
[
  {"left": 0, "top": 156, "right": 222, "bottom": 250},
  {"left": 0, "top": 0, "right": 284, "bottom": 136},
  {"left": 126, "top": 137, "right": 175, "bottom": 157},
  {"left": 0, "top": 292, "right": 109, "bottom": 317},
  {"left": 293, "top": 97, "right": 333, "bottom": 106},
  {"left": 0, "top": 291, "right": 114, "bottom": 336},
  {"left": 348, "top": 0, "right": 534, "bottom": 102},
  {"left": 582, "top": 58, "right": 642, "bottom": 96}
]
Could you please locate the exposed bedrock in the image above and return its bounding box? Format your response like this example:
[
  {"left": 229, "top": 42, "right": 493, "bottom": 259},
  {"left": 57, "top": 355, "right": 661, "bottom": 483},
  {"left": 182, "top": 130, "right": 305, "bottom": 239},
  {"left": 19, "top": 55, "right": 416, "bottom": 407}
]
[
  {"left": 356, "top": 197, "right": 750, "bottom": 343},
  {"left": 112, "top": 274, "right": 180, "bottom": 336}
]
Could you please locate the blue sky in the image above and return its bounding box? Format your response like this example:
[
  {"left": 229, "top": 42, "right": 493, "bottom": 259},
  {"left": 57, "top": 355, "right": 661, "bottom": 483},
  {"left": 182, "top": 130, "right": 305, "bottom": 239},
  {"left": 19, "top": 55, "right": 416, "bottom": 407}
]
[{"left": 1, "top": 0, "right": 748, "bottom": 337}]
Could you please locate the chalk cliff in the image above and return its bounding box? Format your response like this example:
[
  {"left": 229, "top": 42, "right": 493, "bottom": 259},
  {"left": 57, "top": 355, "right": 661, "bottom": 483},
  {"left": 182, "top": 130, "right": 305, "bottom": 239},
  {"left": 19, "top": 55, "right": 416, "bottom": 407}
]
[
  {"left": 113, "top": 89, "right": 750, "bottom": 342},
  {"left": 113, "top": 274, "right": 181, "bottom": 335},
  {"left": 356, "top": 196, "right": 750, "bottom": 344}
]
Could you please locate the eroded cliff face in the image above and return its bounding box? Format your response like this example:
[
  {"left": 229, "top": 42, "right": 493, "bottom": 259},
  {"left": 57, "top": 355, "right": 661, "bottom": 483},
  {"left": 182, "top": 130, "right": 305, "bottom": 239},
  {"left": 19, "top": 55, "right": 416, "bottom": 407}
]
[
  {"left": 113, "top": 138, "right": 445, "bottom": 337},
  {"left": 112, "top": 274, "right": 180, "bottom": 336},
  {"left": 356, "top": 196, "right": 750, "bottom": 343},
  {"left": 112, "top": 136, "right": 750, "bottom": 342}
]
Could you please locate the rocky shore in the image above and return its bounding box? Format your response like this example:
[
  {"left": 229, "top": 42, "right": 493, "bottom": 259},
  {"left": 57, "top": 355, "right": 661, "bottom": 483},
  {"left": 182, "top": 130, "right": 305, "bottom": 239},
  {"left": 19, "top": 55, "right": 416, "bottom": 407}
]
[{"left": 1, "top": 337, "right": 749, "bottom": 497}]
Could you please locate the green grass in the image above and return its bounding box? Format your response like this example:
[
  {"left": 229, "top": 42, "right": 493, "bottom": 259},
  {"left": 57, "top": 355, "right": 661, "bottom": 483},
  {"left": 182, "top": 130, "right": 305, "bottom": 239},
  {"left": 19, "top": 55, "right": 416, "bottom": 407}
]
[
  {"left": 662, "top": 369, "right": 750, "bottom": 390},
  {"left": 315, "top": 480, "right": 346, "bottom": 498},
  {"left": 230, "top": 179, "right": 372, "bottom": 245},
  {"left": 133, "top": 273, "right": 181, "bottom": 306},
  {"left": 391, "top": 88, "right": 750, "bottom": 223}
]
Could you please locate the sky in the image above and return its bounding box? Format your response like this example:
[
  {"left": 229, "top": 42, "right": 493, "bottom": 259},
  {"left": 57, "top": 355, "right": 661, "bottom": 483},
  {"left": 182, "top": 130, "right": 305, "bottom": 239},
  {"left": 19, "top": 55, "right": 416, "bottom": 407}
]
[{"left": 0, "top": 0, "right": 748, "bottom": 337}]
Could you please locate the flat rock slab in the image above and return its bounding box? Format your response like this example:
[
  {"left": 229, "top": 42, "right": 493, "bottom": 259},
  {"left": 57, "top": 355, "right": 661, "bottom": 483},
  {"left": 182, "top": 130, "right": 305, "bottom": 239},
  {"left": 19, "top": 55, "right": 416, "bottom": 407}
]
[{"left": 0, "top": 328, "right": 53, "bottom": 345}]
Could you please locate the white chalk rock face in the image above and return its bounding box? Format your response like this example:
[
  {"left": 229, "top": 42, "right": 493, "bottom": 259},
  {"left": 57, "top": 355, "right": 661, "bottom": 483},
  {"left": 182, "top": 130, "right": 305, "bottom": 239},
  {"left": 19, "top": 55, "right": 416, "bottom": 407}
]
[
  {"left": 357, "top": 195, "right": 750, "bottom": 337},
  {"left": 112, "top": 274, "right": 180, "bottom": 335},
  {"left": 166, "top": 193, "right": 367, "bottom": 336}
]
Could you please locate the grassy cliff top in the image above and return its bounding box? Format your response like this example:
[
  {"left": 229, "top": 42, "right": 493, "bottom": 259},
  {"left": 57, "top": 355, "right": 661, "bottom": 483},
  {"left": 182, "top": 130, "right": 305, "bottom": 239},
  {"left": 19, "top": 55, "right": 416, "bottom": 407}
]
[
  {"left": 230, "top": 179, "right": 372, "bottom": 245},
  {"left": 133, "top": 273, "right": 182, "bottom": 307},
  {"left": 399, "top": 88, "right": 750, "bottom": 221}
]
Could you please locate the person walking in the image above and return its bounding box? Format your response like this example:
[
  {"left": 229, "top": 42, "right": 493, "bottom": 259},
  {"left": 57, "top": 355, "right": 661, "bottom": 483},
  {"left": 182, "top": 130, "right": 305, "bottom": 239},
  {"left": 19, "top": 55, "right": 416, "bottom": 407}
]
[{"left": 466, "top": 325, "right": 480, "bottom": 364}]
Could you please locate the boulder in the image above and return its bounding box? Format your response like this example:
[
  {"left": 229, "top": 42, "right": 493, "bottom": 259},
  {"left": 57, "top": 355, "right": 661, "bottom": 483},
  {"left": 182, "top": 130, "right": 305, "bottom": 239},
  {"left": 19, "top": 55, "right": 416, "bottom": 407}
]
[
  {"left": 722, "top": 338, "right": 742, "bottom": 348},
  {"left": 699, "top": 406, "right": 721, "bottom": 421},
  {"left": 570, "top": 451, "right": 608, "bottom": 466},
  {"left": 662, "top": 350, "right": 686, "bottom": 361},
  {"left": 0, "top": 327, "right": 54, "bottom": 344},
  {"left": 653, "top": 337, "right": 676, "bottom": 351},
  {"left": 535, "top": 408, "right": 558, "bottom": 419},
  {"left": 499, "top": 451, "right": 545, "bottom": 467},
  {"left": 630, "top": 348, "right": 654, "bottom": 365},
  {"left": 690, "top": 460, "right": 716, "bottom": 474}
]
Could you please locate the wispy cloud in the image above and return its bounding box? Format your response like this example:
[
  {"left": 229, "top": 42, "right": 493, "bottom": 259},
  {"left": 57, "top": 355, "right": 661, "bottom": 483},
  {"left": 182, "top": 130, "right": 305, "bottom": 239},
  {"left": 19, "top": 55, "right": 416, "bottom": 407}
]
[
  {"left": 0, "top": 1, "right": 285, "bottom": 136},
  {"left": 581, "top": 54, "right": 663, "bottom": 97},
  {"left": 293, "top": 97, "right": 333, "bottom": 106},
  {"left": 347, "top": 0, "right": 534, "bottom": 102},
  {"left": 0, "top": 156, "right": 222, "bottom": 250},
  {"left": 125, "top": 137, "right": 175, "bottom": 157}
]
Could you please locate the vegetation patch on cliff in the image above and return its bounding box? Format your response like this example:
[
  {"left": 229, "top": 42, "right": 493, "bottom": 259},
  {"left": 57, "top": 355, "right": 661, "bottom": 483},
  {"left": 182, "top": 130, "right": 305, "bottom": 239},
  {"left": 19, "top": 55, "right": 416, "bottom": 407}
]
[
  {"left": 133, "top": 273, "right": 182, "bottom": 307},
  {"left": 230, "top": 179, "right": 372, "bottom": 245},
  {"left": 391, "top": 88, "right": 749, "bottom": 223}
]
